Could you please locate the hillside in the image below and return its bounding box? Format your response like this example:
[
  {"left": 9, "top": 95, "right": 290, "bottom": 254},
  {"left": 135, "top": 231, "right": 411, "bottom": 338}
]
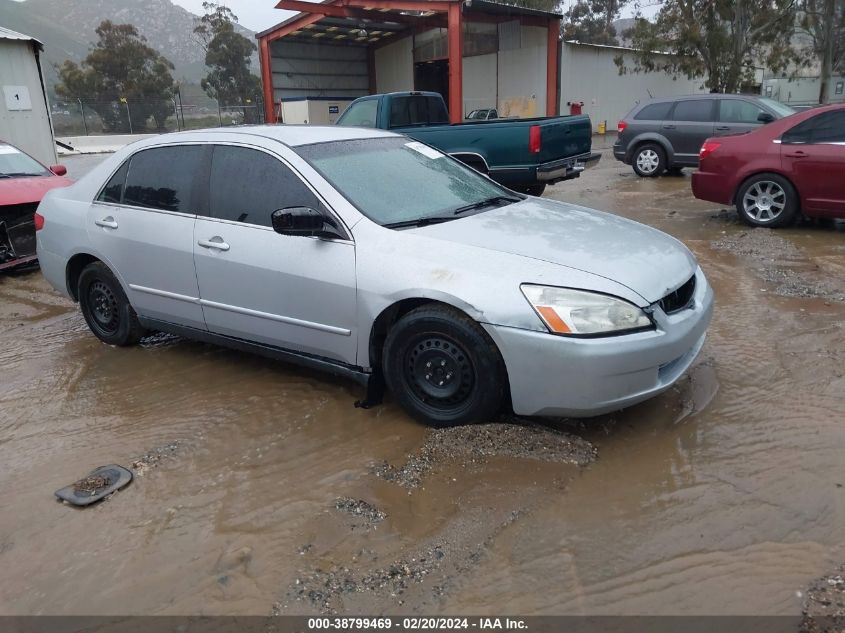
[{"left": 0, "top": 0, "right": 257, "bottom": 86}]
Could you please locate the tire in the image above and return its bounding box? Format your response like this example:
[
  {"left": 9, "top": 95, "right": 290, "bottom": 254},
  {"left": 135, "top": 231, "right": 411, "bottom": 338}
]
[
  {"left": 78, "top": 261, "right": 146, "bottom": 346},
  {"left": 632, "top": 143, "right": 666, "bottom": 177},
  {"left": 735, "top": 173, "right": 799, "bottom": 228},
  {"left": 382, "top": 305, "right": 507, "bottom": 427},
  {"left": 512, "top": 183, "right": 546, "bottom": 196}
]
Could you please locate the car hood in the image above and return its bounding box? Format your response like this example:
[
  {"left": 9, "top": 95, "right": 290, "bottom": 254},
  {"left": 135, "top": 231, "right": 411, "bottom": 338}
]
[
  {"left": 0, "top": 175, "right": 73, "bottom": 206},
  {"left": 412, "top": 198, "right": 697, "bottom": 304}
]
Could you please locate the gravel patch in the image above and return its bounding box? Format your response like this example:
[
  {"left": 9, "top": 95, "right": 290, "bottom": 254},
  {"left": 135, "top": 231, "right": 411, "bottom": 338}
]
[
  {"left": 334, "top": 497, "right": 387, "bottom": 528},
  {"left": 711, "top": 230, "right": 845, "bottom": 302},
  {"left": 371, "top": 418, "right": 596, "bottom": 489},
  {"left": 130, "top": 441, "right": 181, "bottom": 476},
  {"left": 801, "top": 565, "right": 845, "bottom": 633}
]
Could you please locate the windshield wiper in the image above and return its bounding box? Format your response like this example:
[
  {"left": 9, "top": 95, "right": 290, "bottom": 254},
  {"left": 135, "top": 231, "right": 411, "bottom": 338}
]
[
  {"left": 453, "top": 194, "right": 521, "bottom": 215},
  {"left": 383, "top": 216, "right": 457, "bottom": 229},
  {"left": 0, "top": 172, "right": 42, "bottom": 178}
]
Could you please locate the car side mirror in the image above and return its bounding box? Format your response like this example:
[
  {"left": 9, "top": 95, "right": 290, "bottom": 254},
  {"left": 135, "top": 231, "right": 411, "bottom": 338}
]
[
  {"left": 50, "top": 164, "right": 67, "bottom": 176},
  {"left": 757, "top": 112, "right": 775, "bottom": 124},
  {"left": 271, "top": 207, "right": 342, "bottom": 239}
]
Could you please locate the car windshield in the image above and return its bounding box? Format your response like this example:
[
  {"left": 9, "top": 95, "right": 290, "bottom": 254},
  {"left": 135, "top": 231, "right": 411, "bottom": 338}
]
[
  {"left": 296, "top": 137, "right": 518, "bottom": 227},
  {"left": 758, "top": 97, "right": 796, "bottom": 118},
  {"left": 0, "top": 144, "right": 49, "bottom": 177}
]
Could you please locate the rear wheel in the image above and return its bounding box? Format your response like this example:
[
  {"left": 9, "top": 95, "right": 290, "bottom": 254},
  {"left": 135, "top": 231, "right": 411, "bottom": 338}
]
[
  {"left": 735, "top": 174, "right": 799, "bottom": 228},
  {"left": 78, "top": 262, "right": 146, "bottom": 346},
  {"left": 382, "top": 305, "right": 507, "bottom": 427},
  {"left": 632, "top": 143, "right": 666, "bottom": 177}
]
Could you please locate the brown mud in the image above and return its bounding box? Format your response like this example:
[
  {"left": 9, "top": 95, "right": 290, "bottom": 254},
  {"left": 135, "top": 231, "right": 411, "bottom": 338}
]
[{"left": 0, "top": 148, "right": 842, "bottom": 616}]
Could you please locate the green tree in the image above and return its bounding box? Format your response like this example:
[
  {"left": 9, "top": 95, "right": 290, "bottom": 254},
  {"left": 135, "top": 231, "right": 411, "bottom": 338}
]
[
  {"left": 55, "top": 21, "right": 176, "bottom": 132},
  {"left": 562, "top": 0, "right": 629, "bottom": 45},
  {"left": 618, "top": 0, "right": 800, "bottom": 93},
  {"left": 796, "top": 0, "right": 845, "bottom": 103},
  {"left": 194, "top": 2, "right": 261, "bottom": 123}
]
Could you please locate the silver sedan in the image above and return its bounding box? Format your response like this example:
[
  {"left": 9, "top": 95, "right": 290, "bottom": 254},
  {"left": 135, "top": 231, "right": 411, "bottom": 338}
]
[{"left": 35, "top": 126, "right": 713, "bottom": 426}]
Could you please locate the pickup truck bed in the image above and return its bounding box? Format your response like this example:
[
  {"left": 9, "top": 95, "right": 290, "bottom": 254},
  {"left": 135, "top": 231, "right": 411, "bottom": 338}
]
[{"left": 337, "top": 91, "right": 600, "bottom": 195}]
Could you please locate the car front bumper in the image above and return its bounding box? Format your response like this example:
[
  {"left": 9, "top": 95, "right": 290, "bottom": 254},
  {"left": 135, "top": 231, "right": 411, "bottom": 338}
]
[{"left": 483, "top": 268, "right": 714, "bottom": 418}]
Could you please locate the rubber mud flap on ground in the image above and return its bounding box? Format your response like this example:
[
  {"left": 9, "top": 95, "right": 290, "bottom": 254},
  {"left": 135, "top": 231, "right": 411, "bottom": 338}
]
[{"left": 54, "top": 464, "right": 133, "bottom": 506}]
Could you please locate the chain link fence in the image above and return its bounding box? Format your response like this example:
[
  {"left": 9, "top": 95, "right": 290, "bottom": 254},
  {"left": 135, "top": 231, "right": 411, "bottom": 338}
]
[{"left": 51, "top": 95, "right": 265, "bottom": 137}]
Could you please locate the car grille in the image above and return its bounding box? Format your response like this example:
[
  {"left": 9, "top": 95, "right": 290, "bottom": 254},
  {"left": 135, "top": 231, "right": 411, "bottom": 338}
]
[{"left": 658, "top": 275, "right": 696, "bottom": 314}]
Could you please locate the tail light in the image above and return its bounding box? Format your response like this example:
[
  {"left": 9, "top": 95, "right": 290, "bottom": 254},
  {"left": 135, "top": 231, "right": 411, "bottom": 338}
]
[
  {"left": 617, "top": 120, "right": 628, "bottom": 134},
  {"left": 699, "top": 141, "right": 721, "bottom": 160},
  {"left": 529, "top": 125, "right": 541, "bottom": 154},
  {"left": 33, "top": 211, "right": 45, "bottom": 231}
]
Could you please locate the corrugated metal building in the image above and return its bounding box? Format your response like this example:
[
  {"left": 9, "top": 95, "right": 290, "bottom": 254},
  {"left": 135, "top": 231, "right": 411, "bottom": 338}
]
[
  {"left": 257, "top": 0, "right": 561, "bottom": 123},
  {"left": 560, "top": 41, "right": 706, "bottom": 131},
  {"left": 0, "top": 26, "right": 56, "bottom": 165}
]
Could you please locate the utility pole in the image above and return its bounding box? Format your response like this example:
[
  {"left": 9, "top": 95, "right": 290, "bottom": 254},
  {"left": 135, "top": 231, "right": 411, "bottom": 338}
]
[{"left": 78, "top": 98, "right": 88, "bottom": 136}]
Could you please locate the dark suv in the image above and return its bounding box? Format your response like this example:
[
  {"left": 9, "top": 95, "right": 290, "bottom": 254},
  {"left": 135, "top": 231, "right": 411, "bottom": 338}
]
[{"left": 614, "top": 95, "right": 795, "bottom": 177}]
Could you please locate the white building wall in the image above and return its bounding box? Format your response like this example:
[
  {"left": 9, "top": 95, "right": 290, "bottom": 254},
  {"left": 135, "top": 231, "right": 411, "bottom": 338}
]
[
  {"left": 762, "top": 76, "right": 845, "bottom": 106},
  {"left": 0, "top": 39, "right": 56, "bottom": 165},
  {"left": 496, "top": 25, "right": 546, "bottom": 118},
  {"left": 561, "top": 42, "right": 706, "bottom": 131},
  {"left": 375, "top": 37, "right": 414, "bottom": 93},
  {"left": 462, "top": 53, "right": 497, "bottom": 115}
]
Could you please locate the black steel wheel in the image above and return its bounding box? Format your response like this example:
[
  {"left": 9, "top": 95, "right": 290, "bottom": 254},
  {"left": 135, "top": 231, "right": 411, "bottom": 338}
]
[
  {"left": 383, "top": 305, "right": 507, "bottom": 427},
  {"left": 78, "top": 261, "right": 146, "bottom": 346}
]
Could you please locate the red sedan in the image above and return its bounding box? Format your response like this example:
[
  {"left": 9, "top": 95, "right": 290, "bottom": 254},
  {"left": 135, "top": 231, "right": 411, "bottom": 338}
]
[
  {"left": 0, "top": 141, "right": 72, "bottom": 271},
  {"left": 692, "top": 104, "right": 845, "bottom": 227}
]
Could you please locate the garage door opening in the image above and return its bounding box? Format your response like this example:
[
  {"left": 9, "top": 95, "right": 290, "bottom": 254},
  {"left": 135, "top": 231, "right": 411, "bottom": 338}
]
[{"left": 414, "top": 60, "right": 449, "bottom": 109}]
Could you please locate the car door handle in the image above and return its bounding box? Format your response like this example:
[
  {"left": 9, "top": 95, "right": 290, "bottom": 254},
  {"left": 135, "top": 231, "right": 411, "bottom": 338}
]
[
  {"left": 662, "top": 124, "right": 676, "bottom": 129},
  {"left": 715, "top": 126, "right": 730, "bottom": 131},
  {"left": 94, "top": 217, "right": 118, "bottom": 229},
  {"left": 197, "top": 238, "right": 230, "bottom": 251},
  {"left": 784, "top": 150, "right": 808, "bottom": 158}
]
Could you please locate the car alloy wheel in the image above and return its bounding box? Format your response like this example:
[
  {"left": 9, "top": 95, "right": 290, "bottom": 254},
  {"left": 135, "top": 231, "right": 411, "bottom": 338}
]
[
  {"left": 636, "top": 148, "right": 660, "bottom": 174},
  {"left": 742, "top": 180, "right": 786, "bottom": 223}
]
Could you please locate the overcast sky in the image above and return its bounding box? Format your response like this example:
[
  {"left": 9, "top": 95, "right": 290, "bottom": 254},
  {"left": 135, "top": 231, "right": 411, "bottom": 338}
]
[
  {"left": 170, "top": 0, "right": 293, "bottom": 32},
  {"left": 171, "top": 0, "right": 660, "bottom": 33}
]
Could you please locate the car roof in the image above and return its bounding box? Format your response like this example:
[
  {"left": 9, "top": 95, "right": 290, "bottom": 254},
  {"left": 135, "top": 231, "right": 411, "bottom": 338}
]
[
  {"left": 638, "top": 94, "right": 773, "bottom": 106},
  {"left": 151, "top": 125, "right": 398, "bottom": 148}
]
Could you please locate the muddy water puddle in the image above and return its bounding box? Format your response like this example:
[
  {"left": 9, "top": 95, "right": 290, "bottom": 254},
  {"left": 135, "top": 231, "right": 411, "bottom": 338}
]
[{"left": 0, "top": 150, "right": 843, "bottom": 616}]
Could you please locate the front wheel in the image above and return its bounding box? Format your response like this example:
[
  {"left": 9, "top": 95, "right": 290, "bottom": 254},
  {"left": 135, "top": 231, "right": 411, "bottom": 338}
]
[
  {"left": 78, "top": 261, "right": 146, "bottom": 346},
  {"left": 382, "top": 305, "right": 507, "bottom": 427},
  {"left": 735, "top": 174, "right": 799, "bottom": 227}
]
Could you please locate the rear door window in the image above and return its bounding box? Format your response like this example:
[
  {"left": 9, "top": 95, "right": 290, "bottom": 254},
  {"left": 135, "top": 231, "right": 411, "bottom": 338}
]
[
  {"left": 670, "top": 99, "right": 715, "bottom": 122},
  {"left": 782, "top": 112, "right": 845, "bottom": 144},
  {"left": 123, "top": 146, "right": 203, "bottom": 213},
  {"left": 208, "top": 145, "right": 322, "bottom": 228},
  {"left": 337, "top": 100, "right": 378, "bottom": 127},
  {"left": 718, "top": 100, "right": 766, "bottom": 124},
  {"left": 808, "top": 111, "right": 845, "bottom": 143},
  {"left": 97, "top": 161, "right": 129, "bottom": 204},
  {"left": 634, "top": 102, "right": 673, "bottom": 120}
]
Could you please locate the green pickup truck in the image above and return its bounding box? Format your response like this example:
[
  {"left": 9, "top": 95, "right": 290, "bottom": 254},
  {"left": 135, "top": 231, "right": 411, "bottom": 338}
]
[{"left": 336, "top": 91, "right": 600, "bottom": 196}]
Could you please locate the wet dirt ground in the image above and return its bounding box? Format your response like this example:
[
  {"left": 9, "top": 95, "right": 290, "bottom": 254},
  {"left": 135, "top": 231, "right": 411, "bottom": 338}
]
[{"left": 0, "top": 143, "right": 843, "bottom": 616}]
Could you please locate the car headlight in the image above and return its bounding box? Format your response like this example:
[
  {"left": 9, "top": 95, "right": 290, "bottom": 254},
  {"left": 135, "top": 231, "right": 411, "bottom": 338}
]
[{"left": 521, "top": 284, "right": 653, "bottom": 336}]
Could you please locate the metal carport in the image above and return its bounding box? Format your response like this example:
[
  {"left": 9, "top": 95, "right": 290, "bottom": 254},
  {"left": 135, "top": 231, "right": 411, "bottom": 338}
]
[{"left": 257, "top": 0, "right": 562, "bottom": 124}]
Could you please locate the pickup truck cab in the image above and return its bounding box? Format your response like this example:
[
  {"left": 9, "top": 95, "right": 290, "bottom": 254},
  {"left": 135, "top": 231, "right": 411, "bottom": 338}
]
[{"left": 337, "top": 91, "right": 599, "bottom": 196}]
